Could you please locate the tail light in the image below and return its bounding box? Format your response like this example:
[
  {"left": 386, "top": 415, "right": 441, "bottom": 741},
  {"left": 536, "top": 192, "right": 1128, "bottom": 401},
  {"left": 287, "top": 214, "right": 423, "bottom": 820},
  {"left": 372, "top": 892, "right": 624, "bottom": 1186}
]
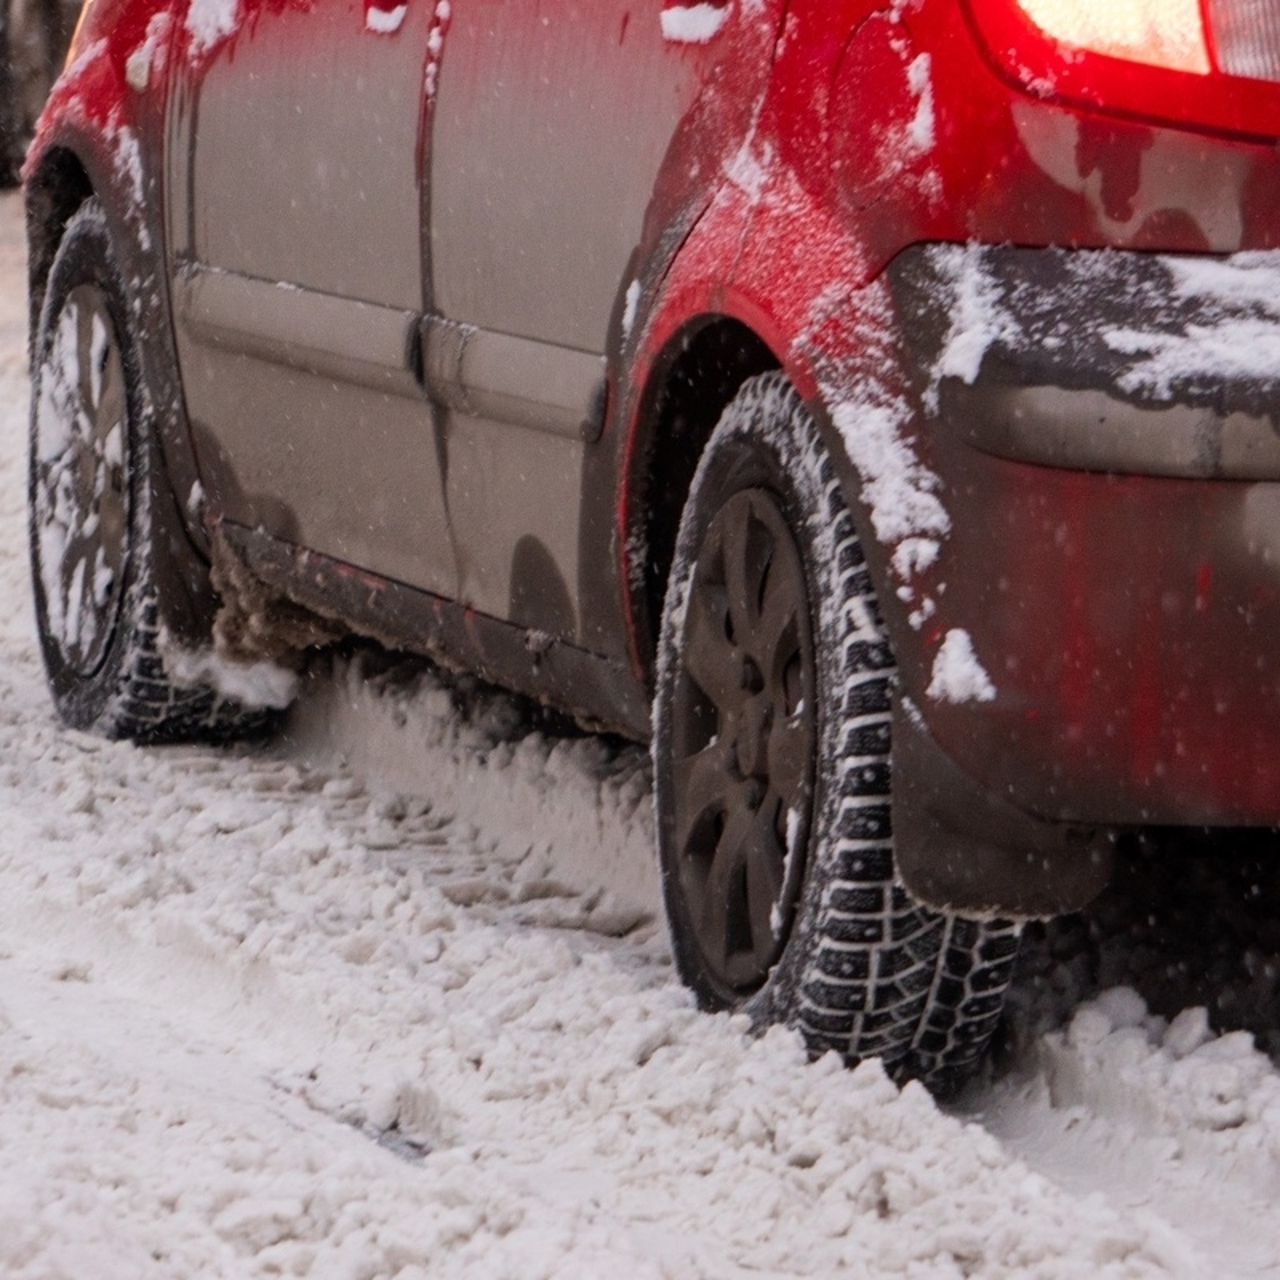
[
  {"left": 1208, "top": 0, "right": 1280, "bottom": 82},
  {"left": 1012, "top": 0, "right": 1280, "bottom": 82},
  {"left": 1016, "top": 0, "right": 1211, "bottom": 74},
  {"left": 965, "top": 0, "right": 1280, "bottom": 138}
]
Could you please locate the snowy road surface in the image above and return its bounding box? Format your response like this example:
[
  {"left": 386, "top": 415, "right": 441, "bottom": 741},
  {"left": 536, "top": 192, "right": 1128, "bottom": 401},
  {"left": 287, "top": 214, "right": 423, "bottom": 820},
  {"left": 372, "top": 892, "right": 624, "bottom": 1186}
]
[{"left": 3, "top": 191, "right": 1280, "bottom": 1277}]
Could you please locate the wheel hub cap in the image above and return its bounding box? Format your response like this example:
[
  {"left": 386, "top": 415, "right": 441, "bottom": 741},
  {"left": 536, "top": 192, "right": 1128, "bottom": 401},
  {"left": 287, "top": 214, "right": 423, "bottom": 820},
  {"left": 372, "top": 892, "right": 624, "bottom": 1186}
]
[
  {"left": 33, "top": 284, "right": 129, "bottom": 676},
  {"left": 669, "top": 487, "right": 817, "bottom": 994}
]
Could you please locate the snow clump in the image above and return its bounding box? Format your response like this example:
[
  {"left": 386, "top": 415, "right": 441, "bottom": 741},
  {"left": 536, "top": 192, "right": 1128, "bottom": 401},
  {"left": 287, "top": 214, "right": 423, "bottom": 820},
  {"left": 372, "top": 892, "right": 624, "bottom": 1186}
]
[
  {"left": 185, "top": 0, "right": 239, "bottom": 53},
  {"left": 927, "top": 628, "right": 996, "bottom": 704},
  {"left": 660, "top": 2, "right": 730, "bottom": 44}
]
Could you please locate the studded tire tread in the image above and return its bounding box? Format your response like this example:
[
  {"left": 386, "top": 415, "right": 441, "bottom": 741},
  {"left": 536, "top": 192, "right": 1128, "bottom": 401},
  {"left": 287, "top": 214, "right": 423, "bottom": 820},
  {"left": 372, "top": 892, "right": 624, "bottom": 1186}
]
[{"left": 655, "top": 372, "right": 1019, "bottom": 1089}]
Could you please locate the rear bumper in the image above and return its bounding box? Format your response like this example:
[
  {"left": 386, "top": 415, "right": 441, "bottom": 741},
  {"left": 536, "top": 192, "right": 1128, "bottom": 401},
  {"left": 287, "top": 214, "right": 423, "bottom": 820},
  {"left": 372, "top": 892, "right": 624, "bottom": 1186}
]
[
  {"left": 895, "top": 242, "right": 1280, "bottom": 480},
  {"left": 888, "top": 244, "right": 1280, "bottom": 829}
]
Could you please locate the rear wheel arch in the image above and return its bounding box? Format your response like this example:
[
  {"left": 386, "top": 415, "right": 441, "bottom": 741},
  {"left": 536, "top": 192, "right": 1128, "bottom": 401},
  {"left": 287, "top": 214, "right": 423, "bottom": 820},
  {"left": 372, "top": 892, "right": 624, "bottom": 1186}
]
[{"left": 623, "top": 316, "right": 781, "bottom": 693}]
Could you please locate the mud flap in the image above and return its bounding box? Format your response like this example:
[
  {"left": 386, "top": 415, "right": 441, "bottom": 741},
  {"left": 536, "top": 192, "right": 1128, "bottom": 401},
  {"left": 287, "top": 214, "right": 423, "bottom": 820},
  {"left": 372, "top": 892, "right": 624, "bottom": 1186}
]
[{"left": 892, "top": 699, "right": 1114, "bottom": 918}]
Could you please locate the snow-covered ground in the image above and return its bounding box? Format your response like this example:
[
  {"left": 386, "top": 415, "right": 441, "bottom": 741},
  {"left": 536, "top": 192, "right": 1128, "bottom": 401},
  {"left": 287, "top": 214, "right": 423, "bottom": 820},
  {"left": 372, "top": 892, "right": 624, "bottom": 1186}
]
[{"left": 3, "top": 189, "right": 1280, "bottom": 1277}]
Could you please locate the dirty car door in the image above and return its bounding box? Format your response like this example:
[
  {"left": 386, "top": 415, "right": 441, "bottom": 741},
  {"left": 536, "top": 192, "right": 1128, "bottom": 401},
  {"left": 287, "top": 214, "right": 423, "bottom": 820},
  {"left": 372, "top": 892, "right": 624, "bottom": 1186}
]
[
  {"left": 426, "top": 0, "right": 721, "bottom": 642},
  {"left": 167, "top": 0, "right": 455, "bottom": 598}
]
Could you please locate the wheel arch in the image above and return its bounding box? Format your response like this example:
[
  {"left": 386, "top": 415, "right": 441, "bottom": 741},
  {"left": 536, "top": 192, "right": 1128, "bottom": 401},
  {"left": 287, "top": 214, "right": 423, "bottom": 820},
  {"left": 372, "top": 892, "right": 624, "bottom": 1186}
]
[
  {"left": 619, "top": 297, "right": 1116, "bottom": 923},
  {"left": 621, "top": 314, "right": 781, "bottom": 694}
]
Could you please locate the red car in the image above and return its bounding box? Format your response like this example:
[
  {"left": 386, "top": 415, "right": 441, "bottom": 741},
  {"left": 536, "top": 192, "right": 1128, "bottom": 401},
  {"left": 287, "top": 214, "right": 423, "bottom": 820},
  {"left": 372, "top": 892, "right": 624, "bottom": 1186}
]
[{"left": 23, "top": 0, "right": 1280, "bottom": 1087}]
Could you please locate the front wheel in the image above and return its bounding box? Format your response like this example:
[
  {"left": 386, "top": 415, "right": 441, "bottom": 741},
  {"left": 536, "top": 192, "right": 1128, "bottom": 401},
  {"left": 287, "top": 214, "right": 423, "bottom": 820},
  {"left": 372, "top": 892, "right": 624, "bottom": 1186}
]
[
  {"left": 653, "top": 373, "right": 1020, "bottom": 1089},
  {"left": 29, "top": 199, "right": 273, "bottom": 741}
]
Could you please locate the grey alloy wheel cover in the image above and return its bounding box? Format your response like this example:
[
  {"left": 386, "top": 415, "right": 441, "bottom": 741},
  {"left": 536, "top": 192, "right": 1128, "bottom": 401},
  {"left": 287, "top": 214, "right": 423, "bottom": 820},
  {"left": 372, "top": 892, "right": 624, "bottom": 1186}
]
[
  {"left": 32, "top": 282, "right": 130, "bottom": 676},
  {"left": 667, "top": 485, "right": 817, "bottom": 994}
]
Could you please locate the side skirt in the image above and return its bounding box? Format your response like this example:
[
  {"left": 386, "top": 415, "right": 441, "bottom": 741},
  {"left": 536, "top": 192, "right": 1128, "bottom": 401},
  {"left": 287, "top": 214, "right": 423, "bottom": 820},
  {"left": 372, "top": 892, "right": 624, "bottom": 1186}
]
[{"left": 218, "top": 522, "right": 652, "bottom": 740}]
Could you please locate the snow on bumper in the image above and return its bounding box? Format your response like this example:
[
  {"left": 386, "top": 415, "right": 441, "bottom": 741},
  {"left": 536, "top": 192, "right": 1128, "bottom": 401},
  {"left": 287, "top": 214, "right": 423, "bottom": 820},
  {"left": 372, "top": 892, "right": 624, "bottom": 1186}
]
[
  {"left": 885, "top": 243, "right": 1280, "bottom": 829},
  {"left": 905, "top": 242, "right": 1280, "bottom": 480}
]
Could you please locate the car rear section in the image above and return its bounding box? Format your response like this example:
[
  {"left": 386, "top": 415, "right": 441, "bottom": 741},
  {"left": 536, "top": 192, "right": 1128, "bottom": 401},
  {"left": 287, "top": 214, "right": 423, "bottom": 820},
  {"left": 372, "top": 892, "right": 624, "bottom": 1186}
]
[{"left": 613, "top": 0, "right": 1280, "bottom": 916}]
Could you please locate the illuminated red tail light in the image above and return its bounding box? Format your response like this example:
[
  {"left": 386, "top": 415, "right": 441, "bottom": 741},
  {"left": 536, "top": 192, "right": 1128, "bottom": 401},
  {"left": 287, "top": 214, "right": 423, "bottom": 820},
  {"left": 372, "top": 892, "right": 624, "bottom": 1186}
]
[
  {"left": 966, "top": 0, "right": 1280, "bottom": 139},
  {"left": 1011, "top": 0, "right": 1280, "bottom": 83},
  {"left": 1207, "top": 0, "right": 1280, "bottom": 82},
  {"left": 1015, "top": 0, "right": 1210, "bottom": 73}
]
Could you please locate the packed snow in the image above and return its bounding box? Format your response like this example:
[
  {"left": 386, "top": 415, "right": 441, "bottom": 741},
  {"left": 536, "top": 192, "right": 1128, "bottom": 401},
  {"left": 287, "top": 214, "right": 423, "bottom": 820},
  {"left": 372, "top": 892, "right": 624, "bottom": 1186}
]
[
  {"left": 4, "top": 192, "right": 1280, "bottom": 1275},
  {"left": 926, "top": 629, "right": 997, "bottom": 705},
  {"left": 185, "top": 0, "right": 240, "bottom": 54},
  {"left": 364, "top": 5, "right": 407, "bottom": 36},
  {"left": 659, "top": 4, "right": 730, "bottom": 46}
]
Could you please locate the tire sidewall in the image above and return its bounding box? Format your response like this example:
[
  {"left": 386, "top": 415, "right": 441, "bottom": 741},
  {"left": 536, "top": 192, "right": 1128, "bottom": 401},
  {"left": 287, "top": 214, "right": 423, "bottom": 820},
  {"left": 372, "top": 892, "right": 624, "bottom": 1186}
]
[
  {"left": 655, "top": 372, "right": 887, "bottom": 1029},
  {"left": 29, "top": 201, "right": 153, "bottom": 733}
]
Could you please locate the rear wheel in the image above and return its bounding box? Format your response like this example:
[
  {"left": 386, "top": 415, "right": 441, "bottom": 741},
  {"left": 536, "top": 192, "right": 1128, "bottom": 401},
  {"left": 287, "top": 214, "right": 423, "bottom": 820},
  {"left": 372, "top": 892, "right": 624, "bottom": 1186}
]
[
  {"left": 29, "top": 199, "right": 270, "bottom": 740},
  {"left": 653, "top": 373, "right": 1020, "bottom": 1089}
]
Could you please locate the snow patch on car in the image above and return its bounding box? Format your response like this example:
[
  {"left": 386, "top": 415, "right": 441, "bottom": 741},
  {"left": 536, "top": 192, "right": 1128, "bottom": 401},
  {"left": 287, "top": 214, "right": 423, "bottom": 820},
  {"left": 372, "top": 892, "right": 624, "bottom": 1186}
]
[
  {"left": 1166, "top": 251, "right": 1280, "bottom": 311},
  {"left": 125, "top": 13, "right": 172, "bottom": 92},
  {"left": 803, "top": 280, "right": 951, "bottom": 626},
  {"left": 1109, "top": 318, "right": 1280, "bottom": 399},
  {"left": 186, "top": 0, "right": 240, "bottom": 53},
  {"left": 424, "top": 0, "right": 451, "bottom": 99},
  {"left": 926, "top": 629, "right": 996, "bottom": 704},
  {"left": 364, "top": 3, "right": 407, "bottom": 34},
  {"left": 1104, "top": 253, "right": 1280, "bottom": 399},
  {"left": 927, "top": 243, "right": 1020, "bottom": 408},
  {"left": 925, "top": 245, "right": 1280, "bottom": 409},
  {"left": 892, "top": 535, "right": 940, "bottom": 580},
  {"left": 724, "top": 138, "right": 773, "bottom": 205},
  {"left": 621, "top": 279, "right": 642, "bottom": 340},
  {"left": 59, "top": 36, "right": 108, "bottom": 86},
  {"left": 112, "top": 126, "right": 145, "bottom": 210},
  {"left": 660, "top": 3, "right": 730, "bottom": 44},
  {"left": 831, "top": 396, "right": 950, "bottom": 548},
  {"left": 619, "top": 279, "right": 640, "bottom": 337},
  {"left": 905, "top": 53, "right": 935, "bottom": 153}
]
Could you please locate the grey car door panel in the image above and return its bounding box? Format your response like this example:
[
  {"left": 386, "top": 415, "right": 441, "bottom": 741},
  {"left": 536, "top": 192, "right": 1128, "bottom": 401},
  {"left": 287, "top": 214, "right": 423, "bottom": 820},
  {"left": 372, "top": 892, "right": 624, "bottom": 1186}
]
[
  {"left": 428, "top": 1, "right": 714, "bottom": 636},
  {"left": 167, "top": 0, "right": 455, "bottom": 598},
  {"left": 183, "top": 0, "right": 426, "bottom": 305}
]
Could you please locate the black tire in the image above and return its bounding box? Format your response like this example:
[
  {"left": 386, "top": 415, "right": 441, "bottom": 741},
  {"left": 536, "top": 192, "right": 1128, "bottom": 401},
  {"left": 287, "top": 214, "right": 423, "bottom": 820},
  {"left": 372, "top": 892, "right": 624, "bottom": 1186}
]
[
  {"left": 29, "top": 199, "right": 269, "bottom": 741},
  {"left": 653, "top": 372, "right": 1020, "bottom": 1089}
]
